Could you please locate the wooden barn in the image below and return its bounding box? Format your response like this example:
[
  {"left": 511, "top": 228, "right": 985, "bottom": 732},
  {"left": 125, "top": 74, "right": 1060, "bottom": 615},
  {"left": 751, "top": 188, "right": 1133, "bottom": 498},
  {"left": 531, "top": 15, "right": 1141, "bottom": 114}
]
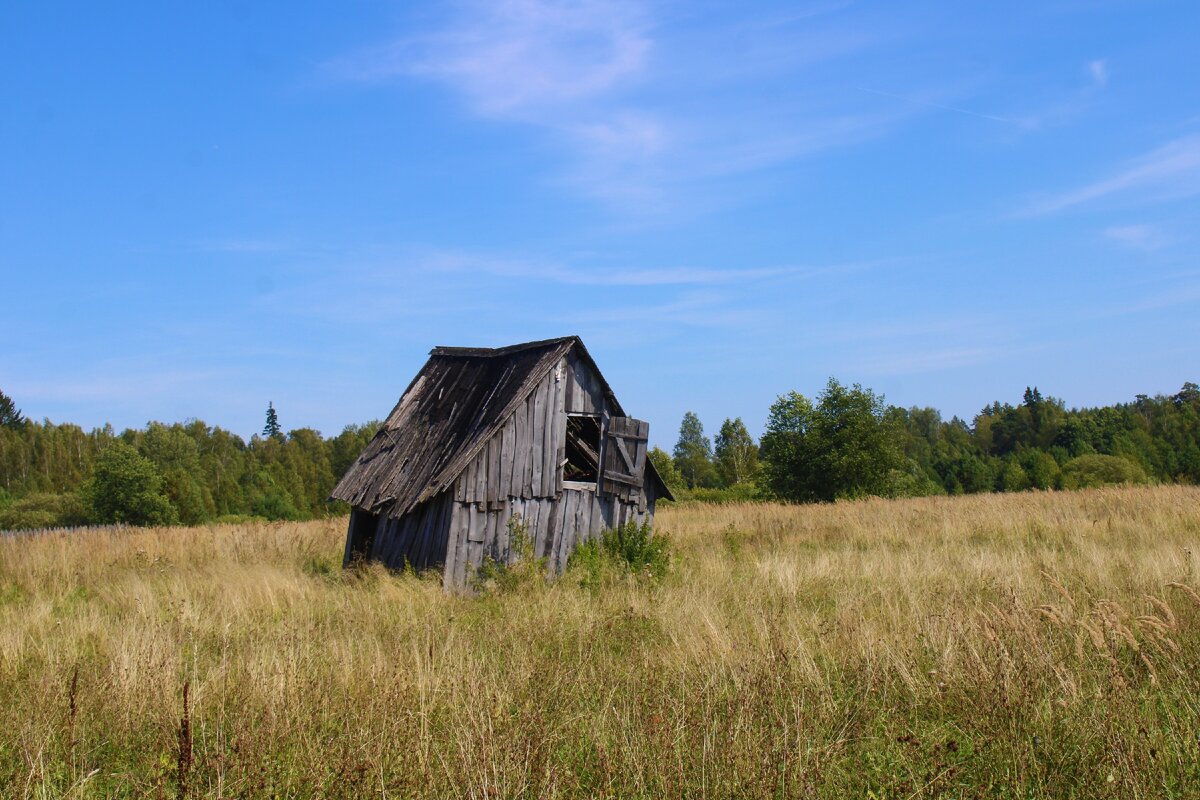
[{"left": 330, "top": 336, "right": 673, "bottom": 588}]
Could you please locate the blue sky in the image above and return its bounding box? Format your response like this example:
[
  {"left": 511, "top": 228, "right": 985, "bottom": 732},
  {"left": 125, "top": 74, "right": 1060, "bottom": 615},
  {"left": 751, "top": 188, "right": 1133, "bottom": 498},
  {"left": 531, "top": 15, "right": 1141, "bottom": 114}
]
[{"left": 3, "top": 1, "right": 1198, "bottom": 447}]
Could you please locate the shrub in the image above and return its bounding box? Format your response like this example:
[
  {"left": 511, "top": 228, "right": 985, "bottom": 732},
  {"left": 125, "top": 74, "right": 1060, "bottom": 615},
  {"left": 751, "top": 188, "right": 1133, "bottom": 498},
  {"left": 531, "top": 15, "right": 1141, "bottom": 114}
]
[
  {"left": 0, "top": 492, "right": 89, "bottom": 531},
  {"left": 670, "top": 483, "right": 762, "bottom": 505},
  {"left": 250, "top": 490, "right": 304, "bottom": 521},
  {"left": 569, "top": 520, "right": 670, "bottom": 588},
  {"left": 1061, "top": 454, "right": 1148, "bottom": 489}
]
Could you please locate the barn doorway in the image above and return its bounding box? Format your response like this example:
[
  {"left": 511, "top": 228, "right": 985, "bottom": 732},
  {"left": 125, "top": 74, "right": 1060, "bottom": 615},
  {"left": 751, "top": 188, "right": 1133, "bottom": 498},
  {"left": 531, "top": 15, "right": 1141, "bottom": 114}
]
[
  {"left": 564, "top": 414, "right": 602, "bottom": 484},
  {"left": 346, "top": 508, "right": 380, "bottom": 563}
]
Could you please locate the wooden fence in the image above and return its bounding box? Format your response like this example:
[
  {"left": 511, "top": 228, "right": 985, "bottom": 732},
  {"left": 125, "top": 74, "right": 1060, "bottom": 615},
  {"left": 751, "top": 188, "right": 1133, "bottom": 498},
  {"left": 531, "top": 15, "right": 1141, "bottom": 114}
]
[{"left": 0, "top": 523, "right": 131, "bottom": 538}]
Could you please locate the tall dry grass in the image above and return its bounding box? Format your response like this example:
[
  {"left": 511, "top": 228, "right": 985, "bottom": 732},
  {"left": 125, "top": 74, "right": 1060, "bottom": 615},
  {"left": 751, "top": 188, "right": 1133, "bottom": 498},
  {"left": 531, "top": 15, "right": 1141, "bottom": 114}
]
[{"left": 2, "top": 486, "right": 1199, "bottom": 798}]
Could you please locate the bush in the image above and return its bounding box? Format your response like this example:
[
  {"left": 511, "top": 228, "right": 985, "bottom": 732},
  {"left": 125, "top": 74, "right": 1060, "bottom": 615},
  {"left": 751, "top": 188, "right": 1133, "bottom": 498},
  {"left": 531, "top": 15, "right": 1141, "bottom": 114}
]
[
  {"left": 670, "top": 483, "right": 762, "bottom": 505},
  {"left": 0, "top": 492, "right": 89, "bottom": 531},
  {"left": 1060, "top": 454, "right": 1148, "bottom": 489},
  {"left": 882, "top": 459, "right": 944, "bottom": 498},
  {"left": 250, "top": 490, "right": 304, "bottom": 521},
  {"left": 569, "top": 520, "right": 670, "bottom": 588}
]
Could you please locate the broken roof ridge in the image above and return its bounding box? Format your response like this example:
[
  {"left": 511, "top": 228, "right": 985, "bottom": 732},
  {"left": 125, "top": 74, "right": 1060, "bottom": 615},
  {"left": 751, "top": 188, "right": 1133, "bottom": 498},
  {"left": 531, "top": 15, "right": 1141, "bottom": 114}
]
[{"left": 430, "top": 335, "right": 579, "bottom": 358}]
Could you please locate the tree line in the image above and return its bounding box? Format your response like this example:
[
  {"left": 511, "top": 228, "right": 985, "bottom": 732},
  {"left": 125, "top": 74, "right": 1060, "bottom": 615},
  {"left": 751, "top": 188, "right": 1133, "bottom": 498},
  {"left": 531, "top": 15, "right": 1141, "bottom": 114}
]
[
  {"left": 2, "top": 378, "right": 1198, "bottom": 529},
  {"left": 651, "top": 379, "right": 1200, "bottom": 503},
  {"left": 0, "top": 392, "right": 379, "bottom": 529}
]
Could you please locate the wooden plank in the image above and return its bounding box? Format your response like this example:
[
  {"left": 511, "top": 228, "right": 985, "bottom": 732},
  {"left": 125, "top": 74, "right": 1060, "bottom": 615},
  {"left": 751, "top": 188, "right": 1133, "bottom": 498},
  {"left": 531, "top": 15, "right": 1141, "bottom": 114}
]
[
  {"left": 408, "top": 507, "right": 428, "bottom": 568},
  {"left": 553, "top": 363, "right": 568, "bottom": 495},
  {"left": 499, "top": 415, "right": 514, "bottom": 498},
  {"left": 544, "top": 497, "right": 560, "bottom": 567},
  {"left": 531, "top": 498, "right": 548, "bottom": 560},
  {"left": 474, "top": 443, "right": 487, "bottom": 503},
  {"left": 432, "top": 497, "right": 453, "bottom": 572},
  {"left": 553, "top": 492, "right": 572, "bottom": 572},
  {"left": 488, "top": 510, "right": 502, "bottom": 558},
  {"left": 467, "top": 505, "right": 484, "bottom": 543},
  {"left": 551, "top": 496, "right": 568, "bottom": 566},
  {"left": 463, "top": 457, "right": 476, "bottom": 503},
  {"left": 443, "top": 504, "right": 461, "bottom": 587},
  {"left": 559, "top": 493, "right": 576, "bottom": 572},
  {"left": 467, "top": 540, "right": 483, "bottom": 583},
  {"left": 542, "top": 365, "right": 561, "bottom": 496},
  {"left": 422, "top": 501, "right": 440, "bottom": 568},
  {"left": 498, "top": 509, "right": 511, "bottom": 564},
  {"left": 564, "top": 492, "right": 582, "bottom": 570},
  {"left": 577, "top": 356, "right": 598, "bottom": 414},
  {"left": 521, "top": 394, "right": 534, "bottom": 496},
  {"left": 530, "top": 377, "right": 546, "bottom": 496},
  {"left": 512, "top": 398, "right": 527, "bottom": 497},
  {"left": 588, "top": 492, "right": 603, "bottom": 543},
  {"left": 451, "top": 507, "right": 468, "bottom": 588},
  {"left": 484, "top": 436, "right": 497, "bottom": 504}
]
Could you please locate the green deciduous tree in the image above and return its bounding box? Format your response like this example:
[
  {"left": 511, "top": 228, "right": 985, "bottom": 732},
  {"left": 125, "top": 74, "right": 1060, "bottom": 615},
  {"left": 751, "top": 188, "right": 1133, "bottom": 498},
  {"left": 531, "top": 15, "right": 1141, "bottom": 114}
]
[
  {"left": 758, "top": 391, "right": 818, "bottom": 502},
  {"left": 760, "top": 380, "right": 903, "bottom": 502},
  {"left": 673, "top": 411, "right": 717, "bottom": 489},
  {"left": 83, "top": 441, "right": 177, "bottom": 525},
  {"left": 647, "top": 446, "right": 684, "bottom": 495},
  {"left": 714, "top": 417, "right": 759, "bottom": 487}
]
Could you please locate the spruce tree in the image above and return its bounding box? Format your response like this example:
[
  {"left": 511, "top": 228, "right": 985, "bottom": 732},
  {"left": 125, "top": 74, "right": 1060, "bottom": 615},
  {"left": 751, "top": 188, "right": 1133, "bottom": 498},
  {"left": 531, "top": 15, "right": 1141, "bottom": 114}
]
[
  {"left": 263, "top": 402, "right": 283, "bottom": 440},
  {"left": 0, "top": 389, "right": 25, "bottom": 429}
]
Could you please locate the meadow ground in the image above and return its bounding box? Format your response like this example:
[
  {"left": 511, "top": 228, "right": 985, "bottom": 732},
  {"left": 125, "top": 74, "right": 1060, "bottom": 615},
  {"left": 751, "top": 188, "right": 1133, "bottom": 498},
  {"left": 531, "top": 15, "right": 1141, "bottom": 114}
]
[{"left": 2, "top": 486, "right": 1199, "bottom": 798}]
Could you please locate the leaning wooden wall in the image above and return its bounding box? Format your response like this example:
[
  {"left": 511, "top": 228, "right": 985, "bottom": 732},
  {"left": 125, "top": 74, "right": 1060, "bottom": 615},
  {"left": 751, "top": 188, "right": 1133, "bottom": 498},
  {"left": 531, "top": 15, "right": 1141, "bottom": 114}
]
[{"left": 369, "top": 490, "right": 455, "bottom": 573}]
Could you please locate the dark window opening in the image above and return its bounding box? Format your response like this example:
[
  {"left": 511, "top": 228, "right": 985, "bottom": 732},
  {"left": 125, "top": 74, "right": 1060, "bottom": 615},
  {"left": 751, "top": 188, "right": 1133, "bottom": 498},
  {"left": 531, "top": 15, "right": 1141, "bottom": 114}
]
[{"left": 564, "top": 415, "right": 601, "bottom": 483}]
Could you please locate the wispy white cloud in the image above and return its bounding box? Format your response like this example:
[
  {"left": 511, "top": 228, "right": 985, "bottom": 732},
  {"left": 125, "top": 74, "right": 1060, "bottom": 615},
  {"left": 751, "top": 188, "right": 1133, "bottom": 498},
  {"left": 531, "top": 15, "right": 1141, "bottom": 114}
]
[
  {"left": 1103, "top": 223, "right": 1174, "bottom": 251},
  {"left": 1088, "top": 58, "right": 1109, "bottom": 88},
  {"left": 558, "top": 290, "right": 757, "bottom": 327},
  {"left": 1023, "top": 134, "right": 1200, "bottom": 215},
  {"left": 326, "top": 1, "right": 912, "bottom": 214},
  {"left": 421, "top": 248, "right": 892, "bottom": 286},
  {"left": 329, "top": 0, "right": 650, "bottom": 115},
  {"left": 856, "top": 86, "right": 1016, "bottom": 125}
]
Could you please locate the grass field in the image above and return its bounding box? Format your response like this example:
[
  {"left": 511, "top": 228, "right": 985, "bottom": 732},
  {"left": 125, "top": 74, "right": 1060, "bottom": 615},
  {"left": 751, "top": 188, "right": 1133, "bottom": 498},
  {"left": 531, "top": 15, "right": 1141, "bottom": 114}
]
[{"left": 2, "top": 487, "right": 1199, "bottom": 798}]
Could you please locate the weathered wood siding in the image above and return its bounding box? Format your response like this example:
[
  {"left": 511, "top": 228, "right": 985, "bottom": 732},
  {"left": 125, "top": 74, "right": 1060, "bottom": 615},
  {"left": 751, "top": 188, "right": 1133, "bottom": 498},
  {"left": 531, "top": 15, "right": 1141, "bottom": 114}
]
[
  {"left": 351, "top": 347, "right": 658, "bottom": 588},
  {"left": 365, "top": 490, "right": 456, "bottom": 573},
  {"left": 441, "top": 489, "right": 653, "bottom": 587}
]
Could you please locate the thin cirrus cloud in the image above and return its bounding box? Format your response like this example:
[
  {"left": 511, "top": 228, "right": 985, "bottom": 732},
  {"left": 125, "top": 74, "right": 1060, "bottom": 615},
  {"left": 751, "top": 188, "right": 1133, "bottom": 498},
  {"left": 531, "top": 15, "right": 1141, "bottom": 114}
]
[
  {"left": 326, "top": 0, "right": 905, "bottom": 212},
  {"left": 419, "top": 248, "right": 895, "bottom": 287},
  {"left": 1023, "top": 134, "right": 1200, "bottom": 216},
  {"left": 328, "top": 0, "right": 650, "bottom": 115},
  {"left": 1103, "top": 223, "right": 1174, "bottom": 251}
]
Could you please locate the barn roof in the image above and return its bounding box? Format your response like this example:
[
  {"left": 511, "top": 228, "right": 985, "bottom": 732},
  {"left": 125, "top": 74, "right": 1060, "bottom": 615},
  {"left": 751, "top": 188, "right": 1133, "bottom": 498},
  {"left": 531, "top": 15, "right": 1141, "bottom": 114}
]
[{"left": 330, "top": 336, "right": 673, "bottom": 517}]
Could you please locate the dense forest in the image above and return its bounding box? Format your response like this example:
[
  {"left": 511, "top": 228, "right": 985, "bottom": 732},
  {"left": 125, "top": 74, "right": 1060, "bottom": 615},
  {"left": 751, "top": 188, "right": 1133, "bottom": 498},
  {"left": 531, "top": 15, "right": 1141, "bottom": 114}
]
[{"left": 1, "top": 379, "right": 1198, "bottom": 530}]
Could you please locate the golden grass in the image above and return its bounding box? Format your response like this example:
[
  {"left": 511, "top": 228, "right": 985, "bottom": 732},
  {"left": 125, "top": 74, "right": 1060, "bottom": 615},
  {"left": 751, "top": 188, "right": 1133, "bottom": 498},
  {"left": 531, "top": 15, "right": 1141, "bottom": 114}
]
[{"left": 2, "top": 486, "right": 1199, "bottom": 798}]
